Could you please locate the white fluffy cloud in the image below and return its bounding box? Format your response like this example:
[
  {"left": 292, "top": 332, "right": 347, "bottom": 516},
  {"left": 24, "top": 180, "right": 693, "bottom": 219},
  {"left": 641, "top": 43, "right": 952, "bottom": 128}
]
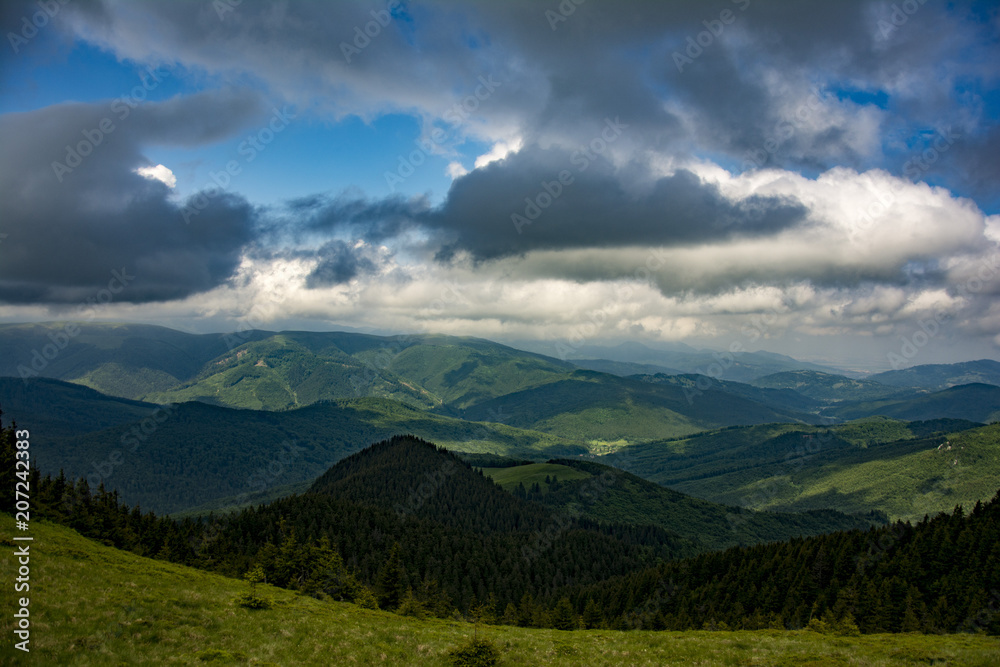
[{"left": 135, "top": 164, "right": 177, "bottom": 188}]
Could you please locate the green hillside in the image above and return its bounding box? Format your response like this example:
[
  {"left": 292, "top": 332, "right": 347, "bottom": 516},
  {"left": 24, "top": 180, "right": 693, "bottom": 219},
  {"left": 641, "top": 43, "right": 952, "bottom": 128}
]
[
  {"left": 495, "top": 459, "right": 878, "bottom": 551},
  {"left": 5, "top": 515, "right": 996, "bottom": 666},
  {"left": 10, "top": 380, "right": 588, "bottom": 514},
  {"left": 617, "top": 420, "right": 1000, "bottom": 522},
  {"left": 751, "top": 369, "right": 906, "bottom": 402},
  {"left": 483, "top": 462, "right": 592, "bottom": 494},
  {"left": 0, "top": 376, "right": 156, "bottom": 443},
  {"left": 0, "top": 322, "right": 269, "bottom": 398},
  {"left": 870, "top": 359, "right": 1000, "bottom": 391},
  {"left": 829, "top": 383, "right": 1000, "bottom": 423},
  {"left": 461, "top": 371, "right": 819, "bottom": 444}
]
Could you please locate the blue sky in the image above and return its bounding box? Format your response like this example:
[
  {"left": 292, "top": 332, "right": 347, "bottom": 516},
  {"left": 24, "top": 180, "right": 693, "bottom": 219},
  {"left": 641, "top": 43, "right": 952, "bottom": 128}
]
[{"left": 1, "top": 0, "right": 998, "bottom": 370}]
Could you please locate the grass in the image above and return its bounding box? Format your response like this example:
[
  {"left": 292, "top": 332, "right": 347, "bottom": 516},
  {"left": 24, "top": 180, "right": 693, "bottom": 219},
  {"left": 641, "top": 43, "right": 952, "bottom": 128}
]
[
  {"left": 3, "top": 515, "right": 999, "bottom": 665},
  {"left": 481, "top": 463, "right": 592, "bottom": 493}
]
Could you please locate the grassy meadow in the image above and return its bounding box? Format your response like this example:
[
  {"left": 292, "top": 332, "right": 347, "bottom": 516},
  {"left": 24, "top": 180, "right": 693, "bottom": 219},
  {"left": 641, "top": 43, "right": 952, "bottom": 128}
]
[{"left": 3, "top": 515, "right": 998, "bottom": 666}]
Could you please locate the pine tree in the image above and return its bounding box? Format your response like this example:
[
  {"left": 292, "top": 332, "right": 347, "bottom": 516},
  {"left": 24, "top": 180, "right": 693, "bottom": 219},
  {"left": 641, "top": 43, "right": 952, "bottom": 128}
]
[
  {"left": 376, "top": 542, "right": 407, "bottom": 610},
  {"left": 583, "top": 598, "right": 603, "bottom": 628},
  {"left": 551, "top": 597, "right": 577, "bottom": 631}
]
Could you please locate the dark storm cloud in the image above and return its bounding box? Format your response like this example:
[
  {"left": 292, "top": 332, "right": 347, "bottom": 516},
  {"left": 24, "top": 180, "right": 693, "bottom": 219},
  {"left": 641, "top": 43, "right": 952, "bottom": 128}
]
[
  {"left": 63, "top": 0, "right": 999, "bottom": 191},
  {"left": 304, "top": 240, "right": 379, "bottom": 288},
  {"left": 428, "top": 145, "right": 807, "bottom": 260},
  {"left": 283, "top": 145, "right": 806, "bottom": 262},
  {"left": 0, "top": 89, "right": 269, "bottom": 304}
]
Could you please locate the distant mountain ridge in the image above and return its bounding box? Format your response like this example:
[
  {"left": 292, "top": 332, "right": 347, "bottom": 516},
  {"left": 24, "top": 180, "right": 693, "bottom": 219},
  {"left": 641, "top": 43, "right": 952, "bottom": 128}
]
[{"left": 870, "top": 359, "right": 1000, "bottom": 391}]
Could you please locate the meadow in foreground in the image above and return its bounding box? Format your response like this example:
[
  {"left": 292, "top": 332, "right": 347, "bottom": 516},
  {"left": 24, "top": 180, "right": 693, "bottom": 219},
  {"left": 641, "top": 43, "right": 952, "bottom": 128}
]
[{"left": 3, "top": 516, "right": 998, "bottom": 666}]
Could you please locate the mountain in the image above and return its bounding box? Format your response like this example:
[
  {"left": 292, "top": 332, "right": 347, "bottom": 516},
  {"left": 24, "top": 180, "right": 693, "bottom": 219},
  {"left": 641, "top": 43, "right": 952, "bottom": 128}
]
[
  {"left": 0, "top": 376, "right": 157, "bottom": 442},
  {"left": 2, "top": 323, "right": 844, "bottom": 447},
  {"left": 637, "top": 373, "right": 822, "bottom": 415},
  {"left": 869, "top": 360, "right": 1000, "bottom": 391},
  {"left": 613, "top": 419, "right": 998, "bottom": 522},
  {"left": 0, "top": 322, "right": 577, "bottom": 410},
  {"left": 0, "top": 322, "right": 270, "bottom": 398},
  {"left": 521, "top": 340, "right": 845, "bottom": 382},
  {"left": 483, "top": 459, "right": 878, "bottom": 551},
  {"left": 570, "top": 358, "right": 682, "bottom": 376},
  {"left": 751, "top": 369, "right": 907, "bottom": 402},
  {"left": 458, "top": 370, "right": 823, "bottom": 443},
  {"left": 828, "top": 383, "right": 1000, "bottom": 423},
  {"left": 2, "top": 378, "right": 590, "bottom": 514}
]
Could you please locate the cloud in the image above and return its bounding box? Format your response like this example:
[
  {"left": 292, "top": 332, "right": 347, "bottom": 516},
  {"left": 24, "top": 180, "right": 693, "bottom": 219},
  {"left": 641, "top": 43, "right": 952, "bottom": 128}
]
[
  {"left": 0, "top": 89, "right": 269, "bottom": 304},
  {"left": 135, "top": 164, "right": 176, "bottom": 188},
  {"left": 304, "top": 240, "right": 380, "bottom": 288}
]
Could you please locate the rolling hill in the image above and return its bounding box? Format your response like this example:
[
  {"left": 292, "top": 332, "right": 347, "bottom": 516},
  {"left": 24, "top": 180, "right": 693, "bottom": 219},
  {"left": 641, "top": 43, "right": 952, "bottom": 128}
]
[
  {"left": 870, "top": 359, "right": 1000, "bottom": 391},
  {"left": 828, "top": 383, "right": 1000, "bottom": 423},
  {"left": 458, "top": 370, "right": 823, "bottom": 444},
  {"left": 751, "top": 369, "right": 908, "bottom": 402},
  {"left": 1, "top": 378, "right": 590, "bottom": 514},
  {"left": 613, "top": 419, "right": 1000, "bottom": 522},
  {"left": 524, "top": 340, "right": 844, "bottom": 382},
  {"left": 483, "top": 458, "right": 878, "bottom": 551}
]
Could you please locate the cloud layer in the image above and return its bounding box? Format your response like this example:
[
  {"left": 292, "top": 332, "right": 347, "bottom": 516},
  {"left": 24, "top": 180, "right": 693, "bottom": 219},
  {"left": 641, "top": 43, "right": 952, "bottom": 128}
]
[{"left": 1, "top": 0, "right": 998, "bottom": 366}]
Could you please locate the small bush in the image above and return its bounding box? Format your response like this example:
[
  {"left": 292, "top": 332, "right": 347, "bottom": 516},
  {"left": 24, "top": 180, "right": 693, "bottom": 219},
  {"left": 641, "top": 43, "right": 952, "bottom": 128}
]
[
  {"left": 447, "top": 638, "right": 502, "bottom": 667},
  {"left": 236, "top": 592, "right": 272, "bottom": 610}
]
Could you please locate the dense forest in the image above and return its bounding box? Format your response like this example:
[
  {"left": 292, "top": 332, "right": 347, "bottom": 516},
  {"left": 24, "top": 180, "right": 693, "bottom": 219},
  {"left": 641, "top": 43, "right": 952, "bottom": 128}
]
[{"left": 3, "top": 413, "right": 998, "bottom": 634}]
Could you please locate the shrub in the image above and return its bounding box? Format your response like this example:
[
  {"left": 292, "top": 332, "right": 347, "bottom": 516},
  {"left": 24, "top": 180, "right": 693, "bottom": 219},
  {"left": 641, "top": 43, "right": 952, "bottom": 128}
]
[{"left": 447, "top": 638, "right": 502, "bottom": 667}]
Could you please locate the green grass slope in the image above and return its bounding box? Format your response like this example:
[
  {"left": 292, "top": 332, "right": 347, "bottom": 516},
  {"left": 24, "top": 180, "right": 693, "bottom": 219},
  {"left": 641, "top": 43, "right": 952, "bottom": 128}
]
[
  {"left": 4, "top": 515, "right": 998, "bottom": 666},
  {"left": 461, "top": 371, "right": 819, "bottom": 445},
  {"left": 482, "top": 463, "right": 592, "bottom": 494},
  {"left": 619, "top": 420, "right": 1000, "bottom": 522}
]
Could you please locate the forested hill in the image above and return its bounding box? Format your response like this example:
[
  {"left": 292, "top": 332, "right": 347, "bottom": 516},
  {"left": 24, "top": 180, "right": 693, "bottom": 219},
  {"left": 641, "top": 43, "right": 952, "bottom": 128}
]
[
  {"left": 309, "top": 436, "right": 557, "bottom": 534},
  {"left": 570, "top": 491, "right": 1000, "bottom": 633}
]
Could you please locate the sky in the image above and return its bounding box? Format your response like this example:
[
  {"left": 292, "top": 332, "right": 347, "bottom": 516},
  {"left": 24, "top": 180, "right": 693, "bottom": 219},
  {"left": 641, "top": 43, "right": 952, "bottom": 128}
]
[{"left": 1, "top": 0, "right": 999, "bottom": 372}]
